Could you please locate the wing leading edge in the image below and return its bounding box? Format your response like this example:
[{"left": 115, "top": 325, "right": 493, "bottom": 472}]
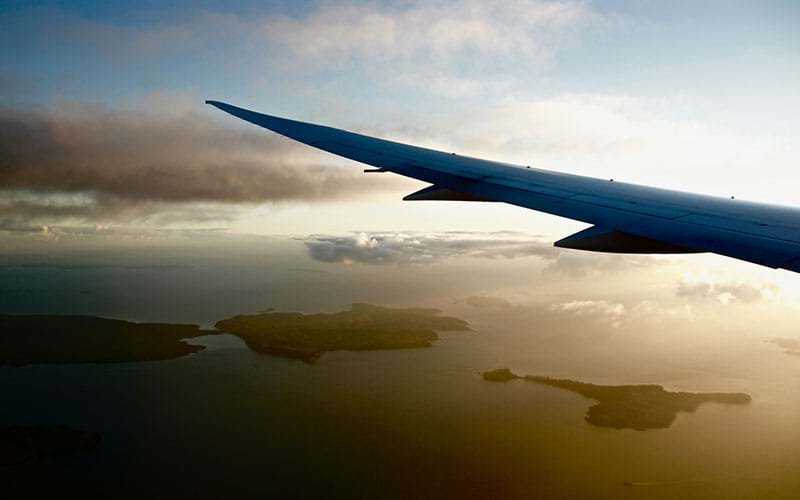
[{"left": 207, "top": 100, "right": 800, "bottom": 273}]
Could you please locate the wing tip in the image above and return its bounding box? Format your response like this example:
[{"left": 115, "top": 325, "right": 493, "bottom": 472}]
[
  {"left": 205, "top": 99, "right": 227, "bottom": 109},
  {"left": 205, "top": 100, "right": 256, "bottom": 122}
]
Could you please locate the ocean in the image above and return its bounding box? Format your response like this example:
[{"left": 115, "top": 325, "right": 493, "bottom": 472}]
[{"left": 1, "top": 239, "right": 798, "bottom": 499}]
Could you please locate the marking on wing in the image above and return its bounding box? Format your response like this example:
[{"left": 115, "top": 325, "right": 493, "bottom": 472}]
[
  {"left": 674, "top": 214, "right": 800, "bottom": 245},
  {"left": 567, "top": 194, "right": 692, "bottom": 219}
]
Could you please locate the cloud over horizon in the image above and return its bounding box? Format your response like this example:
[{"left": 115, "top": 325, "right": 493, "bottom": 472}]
[
  {"left": 303, "top": 231, "right": 659, "bottom": 278},
  {"left": 304, "top": 231, "right": 559, "bottom": 265},
  {"left": 676, "top": 277, "right": 778, "bottom": 304}
]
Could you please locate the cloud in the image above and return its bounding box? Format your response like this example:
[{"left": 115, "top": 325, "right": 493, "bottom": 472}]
[
  {"left": 547, "top": 298, "right": 695, "bottom": 329},
  {"left": 541, "top": 249, "right": 657, "bottom": 278},
  {"left": 0, "top": 99, "right": 404, "bottom": 226},
  {"left": 258, "top": 0, "right": 600, "bottom": 96},
  {"left": 550, "top": 299, "right": 627, "bottom": 327},
  {"left": 303, "top": 231, "right": 660, "bottom": 278},
  {"left": 4, "top": 2, "right": 600, "bottom": 99},
  {"left": 304, "top": 231, "right": 559, "bottom": 265},
  {"left": 675, "top": 277, "right": 778, "bottom": 304},
  {"left": 264, "top": 0, "right": 592, "bottom": 62},
  {"left": 303, "top": 231, "right": 662, "bottom": 274}
]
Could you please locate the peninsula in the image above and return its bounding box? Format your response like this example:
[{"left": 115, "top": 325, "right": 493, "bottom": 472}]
[
  {"left": 482, "top": 368, "right": 751, "bottom": 430},
  {"left": 215, "top": 303, "right": 470, "bottom": 362},
  {"left": 0, "top": 315, "right": 208, "bottom": 367}
]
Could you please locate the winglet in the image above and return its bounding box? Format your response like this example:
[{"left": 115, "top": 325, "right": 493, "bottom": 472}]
[
  {"left": 205, "top": 100, "right": 338, "bottom": 147},
  {"left": 205, "top": 100, "right": 228, "bottom": 112}
]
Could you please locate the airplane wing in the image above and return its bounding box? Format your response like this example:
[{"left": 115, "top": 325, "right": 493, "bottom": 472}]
[{"left": 207, "top": 100, "right": 800, "bottom": 273}]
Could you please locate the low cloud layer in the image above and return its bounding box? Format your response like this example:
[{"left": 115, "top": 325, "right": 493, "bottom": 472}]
[
  {"left": 550, "top": 300, "right": 627, "bottom": 328},
  {"left": 304, "top": 231, "right": 558, "bottom": 265},
  {"left": 676, "top": 278, "right": 778, "bottom": 304},
  {"left": 0, "top": 101, "right": 401, "bottom": 226},
  {"left": 303, "top": 231, "right": 657, "bottom": 278}
]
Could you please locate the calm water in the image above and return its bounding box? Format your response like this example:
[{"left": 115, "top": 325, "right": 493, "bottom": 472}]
[{"left": 1, "top": 249, "right": 799, "bottom": 499}]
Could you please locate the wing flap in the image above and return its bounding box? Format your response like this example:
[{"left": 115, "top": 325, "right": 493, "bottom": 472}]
[
  {"left": 555, "top": 226, "right": 702, "bottom": 254},
  {"left": 403, "top": 185, "right": 495, "bottom": 202}
]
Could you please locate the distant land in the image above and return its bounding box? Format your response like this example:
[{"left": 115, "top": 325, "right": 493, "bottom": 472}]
[
  {"left": 0, "top": 315, "right": 208, "bottom": 367},
  {"left": 767, "top": 338, "right": 800, "bottom": 356},
  {"left": 0, "top": 425, "right": 100, "bottom": 466},
  {"left": 482, "top": 368, "right": 751, "bottom": 430},
  {"left": 459, "top": 296, "right": 513, "bottom": 309},
  {"left": 2, "top": 263, "right": 194, "bottom": 271},
  {"left": 216, "top": 303, "right": 470, "bottom": 362},
  {"left": 0, "top": 305, "right": 469, "bottom": 366}
]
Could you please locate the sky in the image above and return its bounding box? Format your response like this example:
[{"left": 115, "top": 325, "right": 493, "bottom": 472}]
[{"left": 1, "top": 0, "right": 800, "bottom": 304}]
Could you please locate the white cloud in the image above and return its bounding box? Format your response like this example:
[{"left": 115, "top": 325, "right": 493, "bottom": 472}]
[
  {"left": 675, "top": 276, "right": 779, "bottom": 304},
  {"left": 548, "top": 298, "right": 697, "bottom": 329},
  {"left": 304, "top": 231, "right": 558, "bottom": 265},
  {"left": 550, "top": 299, "right": 627, "bottom": 327},
  {"left": 263, "top": 1, "right": 593, "bottom": 63}
]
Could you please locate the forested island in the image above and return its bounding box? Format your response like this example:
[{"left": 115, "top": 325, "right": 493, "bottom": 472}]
[
  {"left": 215, "top": 303, "right": 470, "bottom": 362},
  {"left": 0, "top": 315, "right": 208, "bottom": 367},
  {"left": 0, "top": 305, "right": 469, "bottom": 367},
  {"left": 482, "top": 368, "right": 751, "bottom": 430}
]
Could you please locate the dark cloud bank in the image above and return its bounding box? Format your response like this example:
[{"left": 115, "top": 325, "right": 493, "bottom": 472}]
[{"left": 0, "top": 102, "right": 399, "bottom": 227}]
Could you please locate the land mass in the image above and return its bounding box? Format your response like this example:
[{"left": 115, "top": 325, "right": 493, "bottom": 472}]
[
  {"left": 0, "top": 315, "right": 208, "bottom": 367},
  {"left": 215, "top": 303, "right": 470, "bottom": 362},
  {"left": 0, "top": 425, "right": 100, "bottom": 466},
  {"left": 482, "top": 368, "right": 751, "bottom": 430},
  {"left": 0, "top": 305, "right": 469, "bottom": 366}
]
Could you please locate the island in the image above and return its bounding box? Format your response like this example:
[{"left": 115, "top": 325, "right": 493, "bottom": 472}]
[
  {"left": 460, "top": 296, "right": 512, "bottom": 309},
  {"left": 482, "top": 368, "right": 751, "bottom": 430},
  {"left": 215, "top": 303, "right": 470, "bottom": 362},
  {"left": 767, "top": 338, "right": 800, "bottom": 356},
  {"left": 0, "top": 305, "right": 469, "bottom": 366},
  {"left": 0, "top": 315, "right": 209, "bottom": 367},
  {"left": 0, "top": 425, "right": 100, "bottom": 466}
]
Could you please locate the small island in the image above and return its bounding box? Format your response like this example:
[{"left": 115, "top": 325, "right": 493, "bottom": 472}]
[
  {"left": 767, "top": 338, "right": 800, "bottom": 356},
  {"left": 0, "top": 315, "right": 208, "bottom": 367},
  {"left": 0, "top": 425, "right": 100, "bottom": 466},
  {"left": 482, "top": 368, "right": 751, "bottom": 430},
  {"left": 215, "top": 303, "right": 470, "bottom": 362}
]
